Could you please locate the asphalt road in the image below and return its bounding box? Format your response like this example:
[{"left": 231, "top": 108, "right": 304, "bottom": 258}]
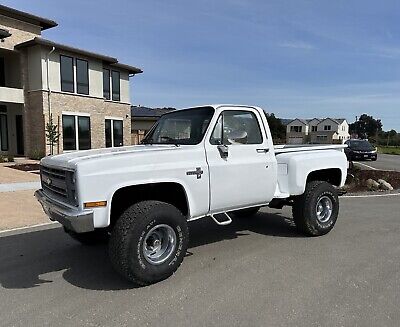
[
  {"left": 1, "top": 194, "right": 400, "bottom": 327},
  {"left": 355, "top": 153, "right": 400, "bottom": 171}
]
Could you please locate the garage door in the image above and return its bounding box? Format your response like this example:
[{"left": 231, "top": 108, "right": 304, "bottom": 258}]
[{"left": 288, "top": 137, "right": 303, "bottom": 144}]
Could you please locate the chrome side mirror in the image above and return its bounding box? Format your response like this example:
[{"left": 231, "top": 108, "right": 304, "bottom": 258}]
[{"left": 217, "top": 145, "right": 229, "bottom": 158}]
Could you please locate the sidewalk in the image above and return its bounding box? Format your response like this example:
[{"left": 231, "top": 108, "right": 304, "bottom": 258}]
[{"left": 0, "top": 162, "right": 47, "bottom": 231}]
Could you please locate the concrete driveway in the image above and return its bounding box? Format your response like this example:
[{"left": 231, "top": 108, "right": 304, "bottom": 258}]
[
  {"left": 355, "top": 153, "right": 400, "bottom": 171},
  {"left": 1, "top": 194, "right": 399, "bottom": 326}
]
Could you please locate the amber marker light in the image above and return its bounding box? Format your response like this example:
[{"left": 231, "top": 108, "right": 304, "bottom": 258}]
[{"left": 84, "top": 201, "right": 107, "bottom": 208}]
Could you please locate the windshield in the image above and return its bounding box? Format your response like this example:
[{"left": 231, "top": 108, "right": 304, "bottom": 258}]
[
  {"left": 142, "top": 107, "right": 214, "bottom": 145},
  {"left": 347, "top": 140, "right": 374, "bottom": 151}
]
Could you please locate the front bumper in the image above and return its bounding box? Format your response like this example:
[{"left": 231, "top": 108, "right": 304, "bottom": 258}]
[
  {"left": 348, "top": 152, "right": 377, "bottom": 161},
  {"left": 35, "top": 189, "right": 94, "bottom": 233}
]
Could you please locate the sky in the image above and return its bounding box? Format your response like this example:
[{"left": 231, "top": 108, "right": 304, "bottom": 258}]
[{"left": 5, "top": 0, "right": 400, "bottom": 130}]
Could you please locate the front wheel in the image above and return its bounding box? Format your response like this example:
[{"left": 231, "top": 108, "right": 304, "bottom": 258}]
[
  {"left": 109, "top": 200, "right": 189, "bottom": 286},
  {"left": 292, "top": 181, "right": 339, "bottom": 236}
]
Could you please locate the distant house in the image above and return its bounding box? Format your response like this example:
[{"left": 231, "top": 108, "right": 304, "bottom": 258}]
[
  {"left": 131, "top": 106, "right": 174, "bottom": 144},
  {"left": 311, "top": 118, "right": 350, "bottom": 144},
  {"left": 286, "top": 117, "right": 350, "bottom": 144}
]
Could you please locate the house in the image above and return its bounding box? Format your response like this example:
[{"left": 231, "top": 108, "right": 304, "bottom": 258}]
[
  {"left": 131, "top": 106, "right": 174, "bottom": 145},
  {"left": 311, "top": 118, "right": 350, "bottom": 144},
  {"left": 286, "top": 119, "right": 310, "bottom": 144},
  {"left": 286, "top": 117, "right": 350, "bottom": 144},
  {"left": 0, "top": 4, "right": 142, "bottom": 157}
]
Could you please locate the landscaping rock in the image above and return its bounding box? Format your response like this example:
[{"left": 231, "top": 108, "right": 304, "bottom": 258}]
[
  {"left": 366, "top": 179, "right": 380, "bottom": 191},
  {"left": 377, "top": 179, "right": 394, "bottom": 191}
]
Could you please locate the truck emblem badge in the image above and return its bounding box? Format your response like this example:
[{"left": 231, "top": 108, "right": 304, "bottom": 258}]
[
  {"left": 186, "top": 167, "right": 203, "bottom": 179},
  {"left": 45, "top": 177, "right": 52, "bottom": 185}
]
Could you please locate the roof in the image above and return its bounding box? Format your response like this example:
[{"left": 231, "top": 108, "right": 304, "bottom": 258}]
[
  {"left": 288, "top": 118, "right": 309, "bottom": 125},
  {"left": 0, "top": 5, "right": 57, "bottom": 30},
  {"left": 0, "top": 28, "right": 11, "bottom": 39},
  {"left": 15, "top": 37, "right": 142, "bottom": 74},
  {"left": 131, "top": 106, "right": 175, "bottom": 118}
]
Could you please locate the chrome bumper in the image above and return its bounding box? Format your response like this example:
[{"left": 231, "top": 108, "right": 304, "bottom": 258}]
[{"left": 34, "top": 189, "right": 94, "bottom": 233}]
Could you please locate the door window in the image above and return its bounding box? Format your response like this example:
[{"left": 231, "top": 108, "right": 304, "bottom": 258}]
[{"left": 210, "top": 110, "right": 263, "bottom": 145}]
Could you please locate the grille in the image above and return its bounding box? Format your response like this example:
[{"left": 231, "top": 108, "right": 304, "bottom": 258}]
[{"left": 40, "top": 165, "right": 76, "bottom": 205}]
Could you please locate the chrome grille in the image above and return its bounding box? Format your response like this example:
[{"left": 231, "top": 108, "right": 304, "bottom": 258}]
[{"left": 40, "top": 165, "right": 77, "bottom": 206}]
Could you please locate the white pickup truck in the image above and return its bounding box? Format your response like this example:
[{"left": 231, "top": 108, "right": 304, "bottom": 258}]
[{"left": 35, "top": 104, "right": 348, "bottom": 285}]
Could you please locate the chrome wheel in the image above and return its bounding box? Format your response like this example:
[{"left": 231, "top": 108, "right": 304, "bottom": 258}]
[
  {"left": 142, "top": 224, "right": 176, "bottom": 265},
  {"left": 315, "top": 196, "right": 333, "bottom": 223}
]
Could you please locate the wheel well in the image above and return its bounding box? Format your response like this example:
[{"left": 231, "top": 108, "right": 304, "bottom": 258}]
[
  {"left": 306, "top": 168, "right": 342, "bottom": 187},
  {"left": 110, "top": 183, "right": 189, "bottom": 227}
]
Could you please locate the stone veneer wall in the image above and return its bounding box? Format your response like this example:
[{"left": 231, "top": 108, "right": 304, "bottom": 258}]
[
  {"left": 0, "top": 15, "right": 41, "bottom": 50},
  {"left": 43, "top": 91, "right": 131, "bottom": 155}
]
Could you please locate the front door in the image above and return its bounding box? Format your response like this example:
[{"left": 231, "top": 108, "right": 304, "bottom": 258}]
[
  {"left": 15, "top": 115, "right": 24, "bottom": 155},
  {"left": 205, "top": 108, "right": 277, "bottom": 213}
]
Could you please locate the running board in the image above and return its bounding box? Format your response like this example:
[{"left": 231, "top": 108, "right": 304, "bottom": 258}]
[{"left": 210, "top": 212, "right": 232, "bottom": 226}]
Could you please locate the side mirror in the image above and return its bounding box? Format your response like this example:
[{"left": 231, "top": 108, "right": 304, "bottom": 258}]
[
  {"left": 217, "top": 145, "right": 229, "bottom": 159},
  {"left": 227, "top": 130, "right": 248, "bottom": 144}
]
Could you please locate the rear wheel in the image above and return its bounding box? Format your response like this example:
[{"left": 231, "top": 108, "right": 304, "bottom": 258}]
[
  {"left": 232, "top": 206, "right": 260, "bottom": 218},
  {"left": 292, "top": 181, "right": 339, "bottom": 236},
  {"left": 109, "top": 200, "right": 189, "bottom": 286}
]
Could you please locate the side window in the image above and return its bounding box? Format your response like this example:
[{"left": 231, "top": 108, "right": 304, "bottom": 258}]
[{"left": 210, "top": 110, "right": 263, "bottom": 145}]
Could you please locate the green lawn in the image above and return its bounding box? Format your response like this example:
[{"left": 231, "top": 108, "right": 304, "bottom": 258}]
[{"left": 377, "top": 146, "right": 400, "bottom": 155}]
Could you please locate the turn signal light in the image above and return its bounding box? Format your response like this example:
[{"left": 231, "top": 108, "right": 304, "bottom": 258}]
[{"left": 84, "top": 201, "right": 107, "bottom": 208}]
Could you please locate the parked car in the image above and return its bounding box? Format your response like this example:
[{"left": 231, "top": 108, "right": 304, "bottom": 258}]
[
  {"left": 344, "top": 139, "right": 377, "bottom": 161},
  {"left": 35, "top": 104, "right": 348, "bottom": 285}
]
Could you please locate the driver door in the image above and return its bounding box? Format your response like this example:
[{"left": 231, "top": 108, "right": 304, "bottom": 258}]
[{"left": 205, "top": 109, "right": 277, "bottom": 213}]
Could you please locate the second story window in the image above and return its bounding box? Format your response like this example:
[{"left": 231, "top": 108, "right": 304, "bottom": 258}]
[
  {"left": 103, "top": 69, "right": 110, "bottom": 100},
  {"left": 60, "top": 55, "right": 74, "bottom": 93},
  {"left": 76, "top": 59, "right": 89, "bottom": 95},
  {"left": 290, "top": 126, "right": 302, "bottom": 133},
  {"left": 112, "top": 71, "right": 120, "bottom": 101},
  {"left": 324, "top": 125, "right": 331, "bottom": 131},
  {"left": 311, "top": 126, "right": 317, "bottom": 132}
]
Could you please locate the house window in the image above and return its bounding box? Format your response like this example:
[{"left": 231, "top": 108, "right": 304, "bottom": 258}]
[
  {"left": 324, "top": 125, "right": 331, "bottom": 131},
  {"left": 60, "top": 55, "right": 74, "bottom": 93},
  {"left": 112, "top": 71, "right": 120, "bottom": 101},
  {"left": 0, "top": 57, "right": 5, "bottom": 87},
  {"left": 62, "top": 114, "right": 91, "bottom": 151},
  {"left": 76, "top": 59, "right": 89, "bottom": 95},
  {"left": 290, "top": 126, "right": 302, "bottom": 133},
  {"left": 0, "top": 106, "right": 8, "bottom": 151},
  {"left": 105, "top": 119, "right": 123, "bottom": 147},
  {"left": 103, "top": 69, "right": 110, "bottom": 100},
  {"left": 311, "top": 126, "right": 317, "bottom": 132}
]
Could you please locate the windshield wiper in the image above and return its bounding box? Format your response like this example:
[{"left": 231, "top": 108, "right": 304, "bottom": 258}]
[
  {"left": 141, "top": 138, "right": 153, "bottom": 145},
  {"left": 160, "top": 136, "right": 180, "bottom": 147}
]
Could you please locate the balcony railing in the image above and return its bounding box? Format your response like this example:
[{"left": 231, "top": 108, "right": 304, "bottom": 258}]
[{"left": 0, "top": 86, "right": 24, "bottom": 104}]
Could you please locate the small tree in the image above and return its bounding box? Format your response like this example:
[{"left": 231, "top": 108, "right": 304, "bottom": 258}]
[{"left": 45, "top": 114, "right": 60, "bottom": 155}]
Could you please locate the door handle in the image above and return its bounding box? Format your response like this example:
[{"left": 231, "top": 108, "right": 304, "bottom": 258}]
[{"left": 256, "top": 148, "right": 269, "bottom": 153}]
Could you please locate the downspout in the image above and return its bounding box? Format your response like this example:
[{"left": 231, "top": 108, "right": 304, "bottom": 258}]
[{"left": 46, "top": 46, "right": 55, "bottom": 154}]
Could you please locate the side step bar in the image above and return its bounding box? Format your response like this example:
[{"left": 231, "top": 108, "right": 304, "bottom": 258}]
[{"left": 210, "top": 212, "right": 232, "bottom": 226}]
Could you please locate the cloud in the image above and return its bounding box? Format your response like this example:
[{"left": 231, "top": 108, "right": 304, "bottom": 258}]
[{"left": 278, "top": 41, "right": 316, "bottom": 50}]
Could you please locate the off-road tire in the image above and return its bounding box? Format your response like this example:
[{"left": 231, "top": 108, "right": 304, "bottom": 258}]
[
  {"left": 292, "top": 181, "right": 339, "bottom": 236},
  {"left": 109, "top": 200, "right": 189, "bottom": 286},
  {"left": 232, "top": 207, "right": 260, "bottom": 218},
  {"left": 64, "top": 227, "right": 109, "bottom": 245}
]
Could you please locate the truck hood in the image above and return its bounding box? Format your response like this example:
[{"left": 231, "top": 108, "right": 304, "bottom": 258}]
[{"left": 41, "top": 145, "right": 183, "bottom": 170}]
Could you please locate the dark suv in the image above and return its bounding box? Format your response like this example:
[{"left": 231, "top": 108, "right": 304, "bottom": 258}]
[{"left": 344, "top": 139, "right": 377, "bottom": 161}]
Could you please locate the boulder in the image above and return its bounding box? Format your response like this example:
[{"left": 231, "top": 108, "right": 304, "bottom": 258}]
[
  {"left": 366, "top": 179, "right": 380, "bottom": 191},
  {"left": 377, "top": 179, "right": 394, "bottom": 191}
]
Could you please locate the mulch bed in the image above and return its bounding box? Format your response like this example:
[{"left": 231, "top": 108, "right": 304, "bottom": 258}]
[
  {"left": 6, "top": 164, "right": 40, "bottom": 172},
  {"left": 345, "top": 168, "right": 400, "bottom": 193}
]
